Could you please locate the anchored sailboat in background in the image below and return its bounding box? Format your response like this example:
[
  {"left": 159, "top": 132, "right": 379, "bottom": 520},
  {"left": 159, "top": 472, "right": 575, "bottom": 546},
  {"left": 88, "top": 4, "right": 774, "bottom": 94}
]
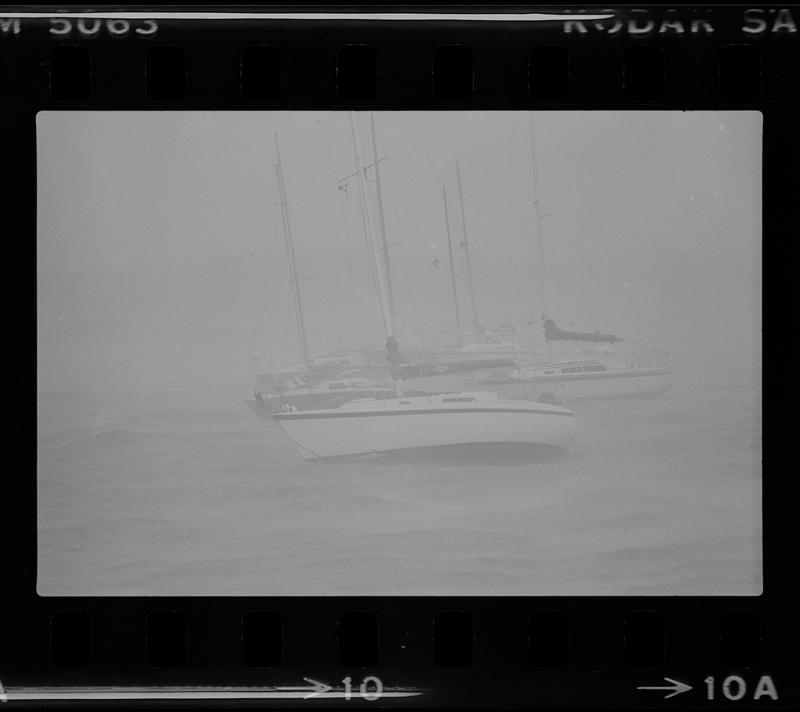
[
  {"left": 380, "top": 161, "right": 540, "bottom": 397},
  {"left": 433, "top": 158, "right": 542, "bottom": 364},
  {"left": 467, "top": 113, "right": 674, "bottom": 401},
  {"left": 271, "top": 113, "right": 575, "bottom": 459}
]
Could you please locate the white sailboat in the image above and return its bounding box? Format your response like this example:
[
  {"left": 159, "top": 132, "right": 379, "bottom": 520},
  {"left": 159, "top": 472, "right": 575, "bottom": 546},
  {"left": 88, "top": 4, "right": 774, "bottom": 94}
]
[
  {"left": 271, "top": 114, "right": 575, "bottom": 459},
  {"left": 478, "top": 113, "right": 674, "bottom": 402},
  {"left": 274, "top": 390, "right": 575, "bottom": 460},
  {"left": 472, "top": 357, "right": 673, "bottom": 401}
]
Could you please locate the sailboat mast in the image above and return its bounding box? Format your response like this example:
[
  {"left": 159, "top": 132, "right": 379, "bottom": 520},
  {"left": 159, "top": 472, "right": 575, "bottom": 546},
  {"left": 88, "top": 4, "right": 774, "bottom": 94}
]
[
  {"left": 347, "top": 112, "right": 387, "bottom": 338},
  {"left": 370, "top": 113, "right": 397, "bottom": 327},
  {"left": 273, "top": 132, "right": 311, "bottom": 370},
  {"left": 455, "top": 158, "right": 482, "bottom": 341},
  {"left": 442, "top": 185, "right": 463, "bottom": 346},
  {"left": 528, "top": 113, "right": 550, "bottom": 320},
  {"left": 348, "top": 113, "right": 395, "bottom": 343}
]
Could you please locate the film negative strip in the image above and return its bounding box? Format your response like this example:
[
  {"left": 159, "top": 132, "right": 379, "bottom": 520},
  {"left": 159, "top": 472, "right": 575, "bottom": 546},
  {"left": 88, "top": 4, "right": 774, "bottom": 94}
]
[{"left": 2, "top": 3, "right": 797, "bottom": 709}]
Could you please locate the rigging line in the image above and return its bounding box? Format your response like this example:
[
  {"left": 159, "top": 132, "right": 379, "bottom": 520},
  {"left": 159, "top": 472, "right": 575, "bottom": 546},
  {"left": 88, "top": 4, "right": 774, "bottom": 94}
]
[
  {"left": 375, "top": 140, "right": 433, "bottom": 347},
  {"left": 251, "top": 209, "right": 279, "bottom": 339},
  {"left": 404, "top": 112, "right": 445, "bottom": 187},
  {"left": 278, "top": 424, "right": 323, "bottom": 460},
  {"left": 468, "top": 117, "right": 521, "bottom": 264},
  {"left": 252, "top": 210, "right": 283, "bottom": 358},
  {"left": 527, "top": 112, "right": 550, "bottom": 321},
  {"left": 625, "top": 279, "right": 658, "bottom": 347},
  {"left": 370, "top": 113, "right": 397, "bottom": 328},
  {"left": 274, "top": 133, "right": 311, "bottom": 369},
  {"left": 335, "top": 115, "right": 367, "bottom": 354},
  {"left": 534, "top": 116, "right": 642, "bottom": 344},
  {"left": 350, "top": 115, "right": 389, "bottom": 360},
  {"left": 508, "top": 112, "right": 521, "bottom": 173},
  {"left": 360, "top": 119, "right": 413, "bottom": 343},
  {"left": 473, "top": 251, "right": 512, "bottom": 326},
  {"left": 618, "top": 256, "right": 656, "bottom": 346},
  {"left": 253, "top": 187, "right": 290, "bottom": 373},
  {"left": 509, "top": 113, "right": 539, "bottom": 314},
  {"left": 455, "top": 157, "right": 482, "bottom": 338},
  {"left": 442, "top": 185, "right": 463, "bottom": 346},
  {"left": 347, "top": 113, "right": 386, "bottom": 336},
  {"left": 350, "top": 173, "right": 378, "bottom": 357}
]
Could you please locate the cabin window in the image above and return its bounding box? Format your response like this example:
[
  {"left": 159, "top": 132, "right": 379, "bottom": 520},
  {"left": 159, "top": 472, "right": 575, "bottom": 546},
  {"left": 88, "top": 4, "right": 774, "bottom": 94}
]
[
  {"left": 544, "top": 370, "right": 556, "bottom": 375},
  {"left": 583, "top": 364, "right": 607, "bottom": 372},
  {"left": 561, "top": 367, "right": 581, "bottom": 374},
  {"left": 442, "top": 396, "right": 477, "bottom": 402},
  {"left": 398, "top": 400, "right": 411, "bottom": 404},
  {"left": 329, "top": 382, "right": 345, "bottom": 389}
]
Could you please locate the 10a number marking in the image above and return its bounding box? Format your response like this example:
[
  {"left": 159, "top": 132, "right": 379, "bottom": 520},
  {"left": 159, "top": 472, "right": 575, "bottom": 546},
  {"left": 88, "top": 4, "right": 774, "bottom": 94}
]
[{"left": 704, "top": 675, "right": 778, "bottom": 701}]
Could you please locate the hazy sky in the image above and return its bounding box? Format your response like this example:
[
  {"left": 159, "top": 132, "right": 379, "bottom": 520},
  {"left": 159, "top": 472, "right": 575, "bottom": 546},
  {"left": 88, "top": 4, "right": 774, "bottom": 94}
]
[{"left": 37, "top": 111, "right": 761, "bottom": 390}]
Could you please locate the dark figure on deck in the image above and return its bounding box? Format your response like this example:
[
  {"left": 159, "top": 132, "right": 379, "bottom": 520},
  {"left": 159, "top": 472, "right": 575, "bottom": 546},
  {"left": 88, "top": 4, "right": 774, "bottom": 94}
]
[
  {"left": 542, "top": 317, "right": 620, "bottom": 344},
  {"left": 386, "top": 335, "right": 402, "bottom": 367}
]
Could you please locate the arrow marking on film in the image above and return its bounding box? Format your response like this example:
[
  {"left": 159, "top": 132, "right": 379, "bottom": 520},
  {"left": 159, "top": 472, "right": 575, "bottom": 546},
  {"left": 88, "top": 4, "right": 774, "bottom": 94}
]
[
  {"left": 636, "top": 677, "right": 692, "bottom": 699},
  {"left": 0, "top": 680, "right": 423, "bottom": 702},
  {"left": 276, "top": 678, "right": 332, "bottom": 699}
]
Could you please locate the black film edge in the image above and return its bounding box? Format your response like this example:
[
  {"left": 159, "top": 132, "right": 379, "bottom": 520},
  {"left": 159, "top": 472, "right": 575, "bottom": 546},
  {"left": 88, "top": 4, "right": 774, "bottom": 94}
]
[{"left": 2, "top": 4, "right": 797, "bottom": 710}]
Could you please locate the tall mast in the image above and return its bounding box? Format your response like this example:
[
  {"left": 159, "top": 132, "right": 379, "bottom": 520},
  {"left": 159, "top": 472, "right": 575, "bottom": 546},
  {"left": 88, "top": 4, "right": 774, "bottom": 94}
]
[
  {"left": 274, "top": 132, "right": 310, "bottom": 370},
  {"left": 346, "top": 113, "right": 386, "bottom": 337},
  {"left": 348, "top": 113, "right": 396, "bottom": 355},
  {"left": 528, "top": 112, "right": 550, "bottom": 320},
  {"left": 370, "top": 113, "right": 397, "bottom": 328},
  {"left": 455, "top": 158, "right": 481, "bottom": 341},
  {"left": 442, "top": 185, "right": 463, "bottom": 346}
]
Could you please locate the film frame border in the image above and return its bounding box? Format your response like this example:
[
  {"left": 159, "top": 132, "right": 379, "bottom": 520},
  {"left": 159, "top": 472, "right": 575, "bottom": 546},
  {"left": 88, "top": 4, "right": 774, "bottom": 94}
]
[{"left": 2, "top": 4, "right": 796, "bottom": 708}]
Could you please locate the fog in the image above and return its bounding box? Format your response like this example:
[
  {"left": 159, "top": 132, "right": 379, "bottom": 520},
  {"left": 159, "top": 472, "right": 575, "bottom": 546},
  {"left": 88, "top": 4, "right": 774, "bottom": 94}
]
[
  {"left": 36, "top": 111, "right": 762, "bottom": 596},
  {"left": 37, "top": 111, "right": 761, "bottom": 392}
]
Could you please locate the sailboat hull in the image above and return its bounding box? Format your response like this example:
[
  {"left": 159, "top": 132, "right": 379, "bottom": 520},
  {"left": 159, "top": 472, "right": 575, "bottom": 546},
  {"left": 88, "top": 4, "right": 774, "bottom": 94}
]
[{"left": 272, "top": 398, "right": 575, "bottom": 460}]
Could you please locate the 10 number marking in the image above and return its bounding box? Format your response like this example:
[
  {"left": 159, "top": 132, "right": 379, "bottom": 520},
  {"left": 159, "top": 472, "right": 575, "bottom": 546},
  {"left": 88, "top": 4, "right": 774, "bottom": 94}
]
[{"left": 341, "top": 676, "right": 383, "bottom": 702}]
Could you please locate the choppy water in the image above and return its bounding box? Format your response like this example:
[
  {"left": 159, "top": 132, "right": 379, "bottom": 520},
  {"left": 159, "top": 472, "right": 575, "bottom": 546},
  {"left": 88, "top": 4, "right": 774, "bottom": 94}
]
[{"left": 37, "top": 354, "right": 761, "bottom": 596}]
